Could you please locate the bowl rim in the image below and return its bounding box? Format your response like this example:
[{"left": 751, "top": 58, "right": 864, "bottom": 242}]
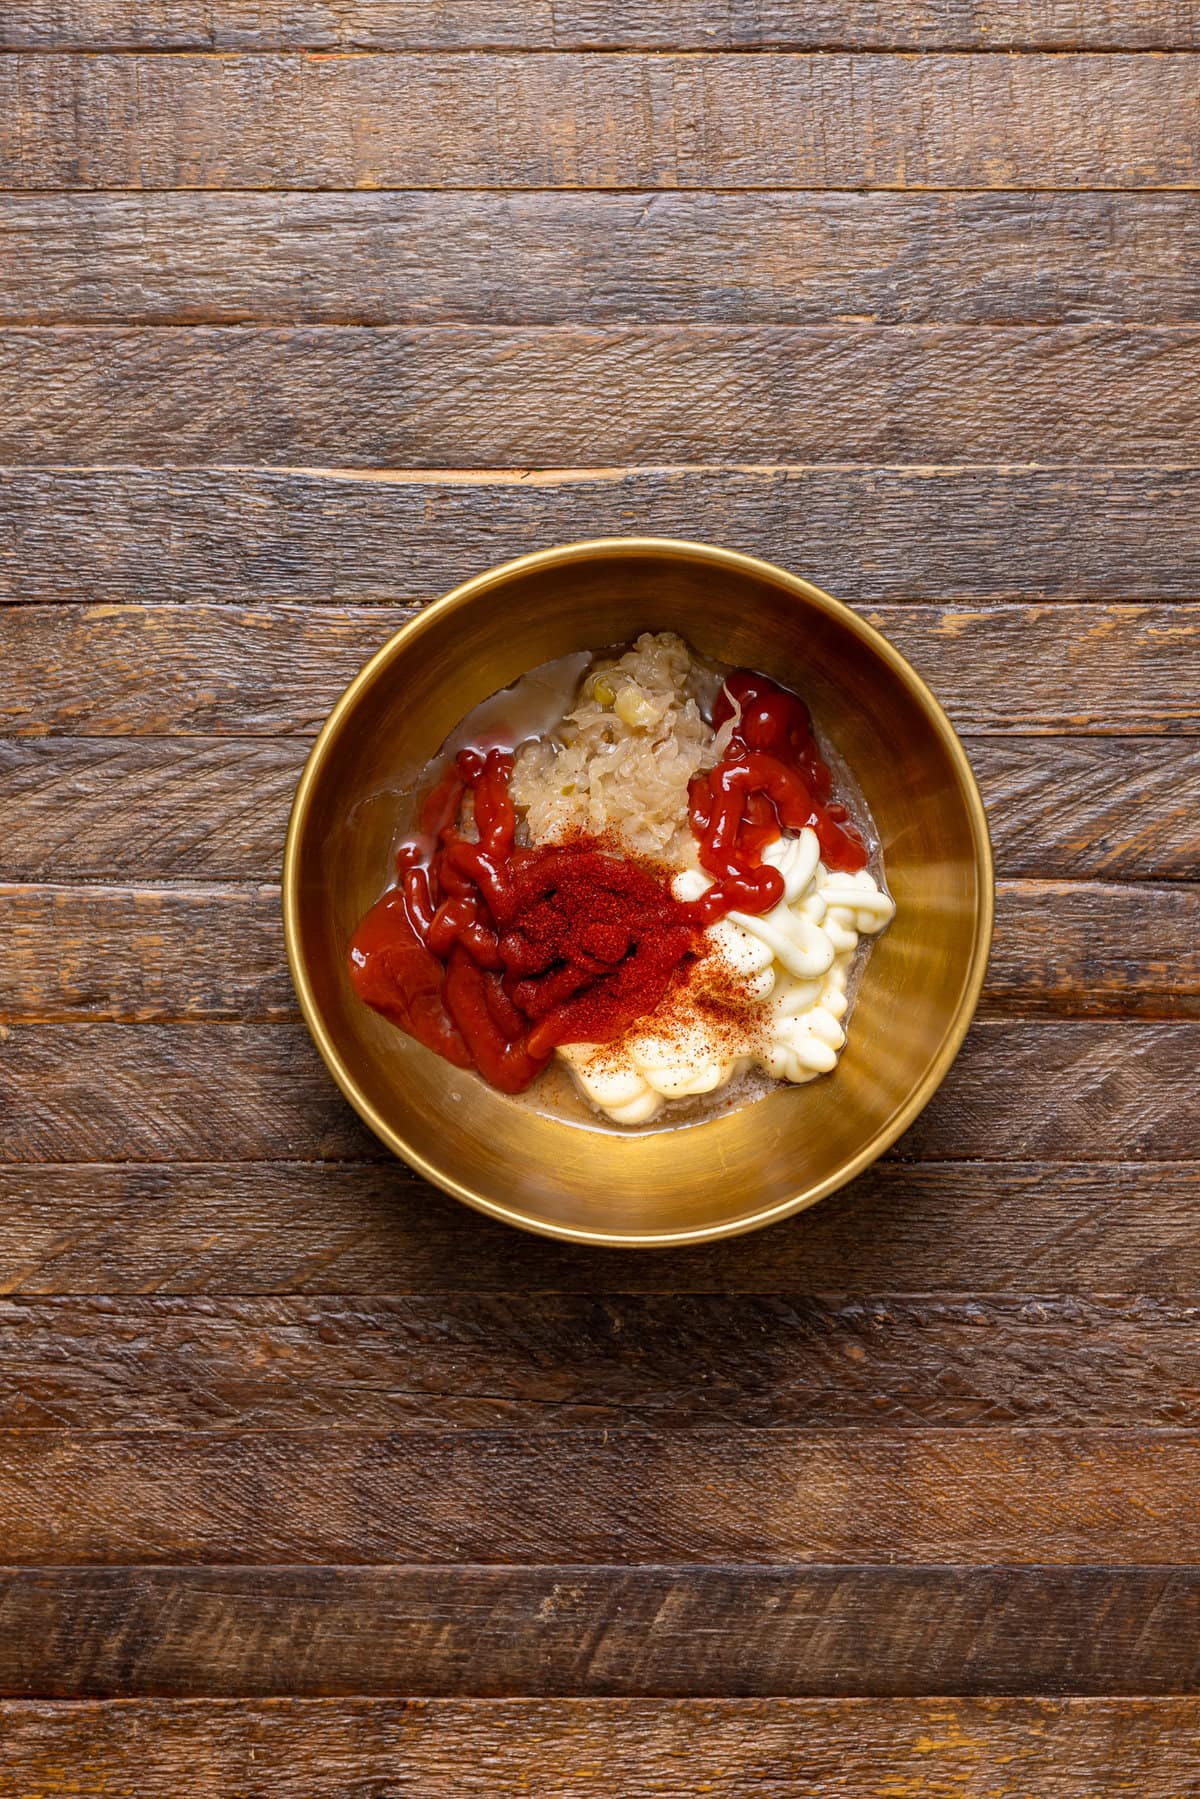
[{"left": 283, "top": 535, "right": 995, "bottom": 1247}]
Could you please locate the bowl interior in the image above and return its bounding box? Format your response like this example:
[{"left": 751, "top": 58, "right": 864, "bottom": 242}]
[{"left": 286, "top": 541, "right": 991, "bottom": 1244}]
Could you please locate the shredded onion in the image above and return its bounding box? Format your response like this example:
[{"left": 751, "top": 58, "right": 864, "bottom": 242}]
[{"left": 510, "top": 632, "right": 728, "bottom": 859}]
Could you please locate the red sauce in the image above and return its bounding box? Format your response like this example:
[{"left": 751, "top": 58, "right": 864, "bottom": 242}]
[
  {"left": 687, "top": 670, "right": 867, "bottom": 924},
  {"left": 349, "top": 662, "right": 869, "bottom": 1093},
  {"left": 349, "top": 748, "right": 703, "bottom": 1092},
  {"left": 346, "top": 886, "right": 472, "bottom": 1071}
]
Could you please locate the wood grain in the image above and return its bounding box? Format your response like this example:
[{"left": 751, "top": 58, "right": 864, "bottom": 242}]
[
  {"left": 0, "top": 884, "right": 292, "bottom": 1023},
  {"left": 6, "top": 602, "right": 1197, "bottom": 736},
  {"left": 7, "top": 192, "right": 1200, "bottom": 326},
  {"left": 5, "top": 1697, "right": 1200, "bottom": 1798},
  {"left": 2, "top": 1428, "right": 1200, "bottom": 1563},
  {"left": 4, "top": 54, "right": 1198, "bottom": 191},
  {"left": 7, "top": 596, "right": 1197, "bottom": 735},
  {"left": 5, "top": 2, "right": 1199, "bottom": 51},
  {"left": 2, "top": 1160, "right": 1198, "bottom": 1299},
  {"left": 1, "top": 1019, "right": 1196, "bottom": 1165},
  {"left": 1, "top": 0, "right": 1194, "bottom": 1768},
  {"left": 5, "top": 1292, "right": 1200, "bottom": 1431},
  {"left": 0, "top": 1021, "right": 377, "bottom": 1163},
  {"left": 3, "top": 878, "right": 1195, "bottom": 1023},
  {"left": 985, "top": 881, "right": 1200, "bottom": 1018},
  {"left": 6, "top": 466, "right": 1200, "bottom": 606},
  {"left": 972, "top": 738, "right": 1200, "bottom": 883},
  {"left": 6, "top": 327, "right": 1200, "bottom": 464},
  {"left": 1, "top": 1566, "right": 1200, "bottom": 1697},
  {"left": 4, "top": 737, "right": 1196, "bottom": 884},
  {"left": 0, "top": 602, "right": 417, "bottom": 736},
  {"left": 0, "top": 739, "right": 305, "bottom": 883}
]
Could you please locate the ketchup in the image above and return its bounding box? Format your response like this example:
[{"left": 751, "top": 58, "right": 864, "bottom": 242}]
[
  {"left": 686, "top": 670, "right": 867, "bottom": 924},
  {"left": 348, "top": 663, "right": 869, "bottom": 1093}
]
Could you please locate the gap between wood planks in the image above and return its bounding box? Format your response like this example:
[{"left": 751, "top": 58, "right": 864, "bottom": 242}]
[
  {"left": 6, "top": 184, "right": 1200, "bottom": 195},
  {"left": 17, "top": 460, "right": 1200, "bottom": 474},
  {"left": 5, "top": 47, "right": 1200, "bottom": 57},
  {"left": 8, "top": 318, "right": 1200, "bottom": 332},
  {"left": 7, "top": 318, "right": 1197, "bottom": 330}
]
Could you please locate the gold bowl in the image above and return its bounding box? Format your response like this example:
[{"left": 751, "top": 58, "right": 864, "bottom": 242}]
[{"left": 284, "top": 538, "right": 993, "bottom": 1246}]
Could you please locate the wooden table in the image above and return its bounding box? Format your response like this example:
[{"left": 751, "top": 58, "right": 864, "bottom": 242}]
[{"left": 2, "top": 5, "right": 1199, "bottom": 1793}]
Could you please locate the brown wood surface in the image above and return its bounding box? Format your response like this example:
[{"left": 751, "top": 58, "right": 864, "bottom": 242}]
[
  {"left": 5, "top": 53, "right": 1199, "bottom": 191},
  {"left": 3, "top": 1428, "right": 1200, "bottom": 1565},
  {"left": 6, "top": 467, "right": 1200, "bottom": 604},
  {"left": 1, "top": 13, "right": 1197, "bottom": 1795},
  {"left": 7, "top": 192, "right": 1200, "bottom": 327},
  {"left": 0, "top": 1567, "right": 1199, "bottom": 1696},
  {"left": 0, "top": 1160, "right": 1196, "bottom": 1298},
  {"left": 8, "top": 327, "right": 1200, "bottom": 465},
  {"left": 2, "top": 1698, "right": 1198, "bottom": 1798},
  {"left": 4, "top": 1292, "right": 1200, "bottom": 1431},
  {"left": 6, "top": 2, "right": 1200, "bottom": 51}
]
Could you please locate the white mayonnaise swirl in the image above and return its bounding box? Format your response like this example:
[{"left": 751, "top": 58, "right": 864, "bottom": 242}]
[{"left": 557, "top": 829, "right": 895, "bottom": 1124}]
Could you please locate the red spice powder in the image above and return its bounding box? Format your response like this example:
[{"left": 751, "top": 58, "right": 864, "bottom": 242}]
[{"left": 498, "top": 838, "right": 703, "bottom": 1057}]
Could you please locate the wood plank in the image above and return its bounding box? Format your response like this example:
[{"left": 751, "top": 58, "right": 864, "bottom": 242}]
[
  {"left": 6, "top": 328, "right": 1200, "bottom": 464},
  {"left": 5, "top": 2, "right": 1199, "bottom": 51},
  {"left": 3, "top": 1698, "right": 1200, "bottom": 1799},
  {"left": 5, "top": 1292, "right": 1200, "bottom": 1431},
  {"left": 0, "top": 1021, "right": 376, "bottom": 1163},
  {"left": 891, "top": 1021, "right": 1200, "bottom": 1162},
  {"left": 1, "top": 1566, "right": 1200, "bottom": 1697},
  {"left": 974, "top": 738, "right": 1200, "bottom": 883},
  {"left": 986, "top": 880, "right": 1200, "bottom": 1019},
  {"left": 6, "top": 466, "right": 1200, "bottom": 606},
  {"left": 0, "top": 739, "right": 305, "bottom": 883},
  {"left": 0, "top": 602, "right": 415, "bottom": 736},
  {"left": 2, "top": 1160, "right": 1198, "bottom": 1298},
  {"left": 0, "top": 1019, "right": 1195, "bottom": 1166},
  {"left": 3, "top": 878, "right": 1196, "bottom": 1024},
  {"left": 3, "top": 54, "right": 1198, "bottom": 191},
  {"left": 0, "top": 884, "right": 292, "bottom": 1023},
  {"left": 3, "top": 737, "right": 1196, "bottom": 885},
  {"left": 7, "top": 192, "right": 1200, "bottom": 327},
  {"left": 6, "top": 602, "right": 1197, "bottom": 736},
  {"left": 2, "top": 1428, "right": 1199, "bottom": 1562}
]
